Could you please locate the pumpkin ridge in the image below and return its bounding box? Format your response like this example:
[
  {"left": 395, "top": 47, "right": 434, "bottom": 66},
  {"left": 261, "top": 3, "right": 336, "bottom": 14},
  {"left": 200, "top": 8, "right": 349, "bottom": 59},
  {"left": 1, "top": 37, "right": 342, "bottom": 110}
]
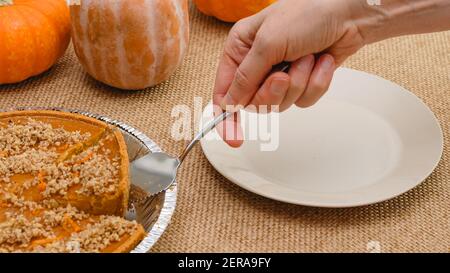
[
  {"left": 77, "top": 2, "right": 95, "bottom": 76},
  {"left": 27, "top": 0, "right": 69, "bottom": 59},
  {"left": 1, "top": 8, "right": 36, "bottom": 83},
  {"left": 109, "top": 0, "right": 127, "bottom": 87},
  {"left": 14, "top": 7, "right": 40, "bottom": 78},
  {"left": 158, "top": 0, "right": 181, "bottom": 83},
  {"left": 99, "top": 2, "right": 123, "bottom": 88},
  {"left": 145, "top": 0, "right": 157, "bottom": 88},
  {"left": 0, "top": 12, "right": 12, "bottom": 83},
  {"left": 156, "top": 0, "right": 183, "bottom": 84},
  {"left": 87, "top": 4, "right": 107, "bottom": 85},
  {"left": 17, "top": 5, "right": 60, "bottom": 75},
  {"left": 14, "top": 0, "right": 69, "bottom": 60},
  {"left": 172, "top": 0, "right": 188, "bottom": 71}
]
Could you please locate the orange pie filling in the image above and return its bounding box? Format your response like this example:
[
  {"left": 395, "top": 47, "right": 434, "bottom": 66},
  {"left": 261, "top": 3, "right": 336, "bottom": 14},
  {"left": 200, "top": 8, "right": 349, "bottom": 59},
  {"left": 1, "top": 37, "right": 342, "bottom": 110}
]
[{"left": 0, "top": 111, "right": 145, "bottom": 253}]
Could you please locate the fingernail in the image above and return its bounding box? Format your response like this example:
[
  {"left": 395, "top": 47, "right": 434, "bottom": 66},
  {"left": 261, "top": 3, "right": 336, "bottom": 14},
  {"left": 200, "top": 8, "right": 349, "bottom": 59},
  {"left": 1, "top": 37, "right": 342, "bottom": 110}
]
[
  {"left": 221, "top": 94, "right": 236, "bottom": 111},
  {"left": 220, "top": 96, "right": 243, "bottom": 112},
  {"left": 221, "top": 93, "right": 234, "bottom": 107},
  {"left": 270, "top": 78, "right": 289, "bottom": 93},
  {"left": 320, "top": 55, "right": 334, "bottom": 70}
]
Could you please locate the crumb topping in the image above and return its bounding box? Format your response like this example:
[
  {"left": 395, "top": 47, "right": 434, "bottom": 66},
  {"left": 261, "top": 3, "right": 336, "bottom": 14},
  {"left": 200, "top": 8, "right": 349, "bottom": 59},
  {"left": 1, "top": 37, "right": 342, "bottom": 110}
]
[
  {"left": 0, "top": 192, "right": 138, "bottom": 253},
  {"left": 0, "top": 118, "right": 89, "bottom": 156},
  {"left": 0, "top": 149, "right": 58, "bottom": 181},
  {"left": 0, "top": 214, "right": 52, "bottom": 251},
  {"left": 0, "top": 118, "right": 120, "bottom": 196},
  {"left": 61, "top": 216, "right": 138, "bottom": 253}
]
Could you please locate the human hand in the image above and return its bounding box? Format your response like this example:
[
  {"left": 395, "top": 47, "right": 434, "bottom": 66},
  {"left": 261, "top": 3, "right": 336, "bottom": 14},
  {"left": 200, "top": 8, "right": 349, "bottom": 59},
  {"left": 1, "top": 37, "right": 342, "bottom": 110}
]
[
  {"left": 213, "top": 0, "right": 365, "bottom": 147},
  {"left": 213, "top": 0, "right": 450, "bottom": 147}
]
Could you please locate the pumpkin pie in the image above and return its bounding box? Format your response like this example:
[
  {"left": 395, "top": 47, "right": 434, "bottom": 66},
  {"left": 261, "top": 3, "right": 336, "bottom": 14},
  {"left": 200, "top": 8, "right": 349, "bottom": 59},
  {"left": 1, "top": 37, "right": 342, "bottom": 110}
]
[{"left": 0, "top": 110, "right": 145, "bottom": 253}]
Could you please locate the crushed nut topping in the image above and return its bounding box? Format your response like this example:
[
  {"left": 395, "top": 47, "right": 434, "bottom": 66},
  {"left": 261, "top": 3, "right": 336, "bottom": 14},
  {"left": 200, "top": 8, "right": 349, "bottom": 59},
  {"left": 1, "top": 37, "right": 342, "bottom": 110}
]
[
  {"left": 0, "top": 118, "right": 89, "bottom": 156},
  {"left": 0, "top": 198, "right": 138, "bottom": 253},
  {"left": 0, "top": 118, "right": 120, "bottom": 196}
]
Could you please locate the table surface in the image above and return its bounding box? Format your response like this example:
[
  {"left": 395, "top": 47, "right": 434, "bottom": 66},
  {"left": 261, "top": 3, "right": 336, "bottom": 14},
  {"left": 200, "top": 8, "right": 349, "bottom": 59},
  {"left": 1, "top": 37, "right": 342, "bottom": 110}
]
[{"left": 1, "top": 5, "right": 449, "bottom": 253}]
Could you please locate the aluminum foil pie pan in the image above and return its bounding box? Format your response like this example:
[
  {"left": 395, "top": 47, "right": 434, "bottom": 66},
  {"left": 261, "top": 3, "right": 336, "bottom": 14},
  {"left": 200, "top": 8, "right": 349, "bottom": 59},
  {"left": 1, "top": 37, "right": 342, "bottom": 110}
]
[{"left": 3, "top": 107, "right": 177, "bottom": 253}]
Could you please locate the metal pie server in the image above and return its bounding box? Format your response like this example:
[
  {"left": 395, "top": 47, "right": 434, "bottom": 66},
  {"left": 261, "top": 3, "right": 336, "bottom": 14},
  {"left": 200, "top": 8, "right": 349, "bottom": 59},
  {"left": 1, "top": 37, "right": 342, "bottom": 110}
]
[
  {"left": 130, "top": 61, "right": 291, "bottom": 199},
  {"left": 130, "top": 111, "right": 233, "bottom": 198}
]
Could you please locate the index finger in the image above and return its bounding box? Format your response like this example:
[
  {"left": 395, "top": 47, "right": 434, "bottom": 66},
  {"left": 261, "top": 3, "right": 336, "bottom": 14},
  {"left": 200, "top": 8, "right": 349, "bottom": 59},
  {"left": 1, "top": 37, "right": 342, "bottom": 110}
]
[
  {"left": 213, "top": 52, "right": 241, "bottom": 107},
  {"left": 213, "top": 104, "right": 244, "bottom": 148},
  {"left": 220, "top": 45, "right": 275, "bottom": 110}
]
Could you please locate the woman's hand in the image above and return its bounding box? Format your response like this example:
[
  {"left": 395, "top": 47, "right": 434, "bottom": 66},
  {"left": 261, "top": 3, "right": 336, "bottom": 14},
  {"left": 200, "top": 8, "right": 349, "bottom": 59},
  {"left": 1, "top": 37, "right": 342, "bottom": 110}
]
[
  {"left": 213, "top": 0, "right": 364, "bottom": 147},
  {"left": 213, "top": 0, "right": 450, "bottom": 147}
]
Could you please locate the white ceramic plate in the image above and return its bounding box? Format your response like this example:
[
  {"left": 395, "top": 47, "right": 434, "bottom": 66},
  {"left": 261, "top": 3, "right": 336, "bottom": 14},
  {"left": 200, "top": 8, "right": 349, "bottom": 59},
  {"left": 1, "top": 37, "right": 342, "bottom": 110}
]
[{"left": 200, "top": 68, "right": 443, "bottom": 208}]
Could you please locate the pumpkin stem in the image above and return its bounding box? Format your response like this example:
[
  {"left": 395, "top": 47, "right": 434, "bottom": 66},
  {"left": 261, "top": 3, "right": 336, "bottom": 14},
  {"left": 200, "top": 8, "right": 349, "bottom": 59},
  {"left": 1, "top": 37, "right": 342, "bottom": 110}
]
[{"left": 0, "top": 0, "right": 13, "bottom": 6}]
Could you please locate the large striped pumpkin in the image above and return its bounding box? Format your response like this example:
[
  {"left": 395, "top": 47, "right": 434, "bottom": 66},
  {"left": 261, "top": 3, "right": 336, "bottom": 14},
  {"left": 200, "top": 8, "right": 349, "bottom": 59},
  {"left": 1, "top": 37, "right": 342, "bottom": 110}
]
[{"left": 69, "top": 0, "right": 189, "bottom": 90}]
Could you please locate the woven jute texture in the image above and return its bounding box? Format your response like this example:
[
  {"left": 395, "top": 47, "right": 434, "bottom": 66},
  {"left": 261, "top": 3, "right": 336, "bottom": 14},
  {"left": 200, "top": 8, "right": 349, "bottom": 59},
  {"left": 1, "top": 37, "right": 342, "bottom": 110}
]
[{"left": 1, "top": 4, "right": 449, "bottom": 253}]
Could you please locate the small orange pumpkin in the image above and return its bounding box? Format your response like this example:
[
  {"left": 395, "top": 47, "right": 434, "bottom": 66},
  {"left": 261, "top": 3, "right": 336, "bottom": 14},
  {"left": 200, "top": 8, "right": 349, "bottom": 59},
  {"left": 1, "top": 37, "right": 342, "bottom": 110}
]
[
  {"left": 194, "top": 0, "right": 276, "bottom": 23},
  {"left": 0, "top": 0, "right": 71, "bottom": 84},
  {"left": 69, "top": 0, "right": 189, "bottom": 90}
]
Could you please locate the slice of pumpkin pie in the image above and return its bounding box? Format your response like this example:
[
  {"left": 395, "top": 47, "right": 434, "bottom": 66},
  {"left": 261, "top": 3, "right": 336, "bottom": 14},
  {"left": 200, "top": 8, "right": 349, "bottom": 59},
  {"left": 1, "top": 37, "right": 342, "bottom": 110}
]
[{"left": 0, "top": 110, "right": 146, "bottom": 252}]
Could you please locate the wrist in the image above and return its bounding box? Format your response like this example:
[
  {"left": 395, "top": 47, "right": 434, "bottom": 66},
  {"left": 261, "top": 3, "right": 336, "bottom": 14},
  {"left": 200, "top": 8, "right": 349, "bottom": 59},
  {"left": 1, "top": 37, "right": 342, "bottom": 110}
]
[
  {"left": 343, "top": 0, "right": 393, "bottom": 45},
  {"left": 346, "top": 0, "right": 450, "bottom": 45}
]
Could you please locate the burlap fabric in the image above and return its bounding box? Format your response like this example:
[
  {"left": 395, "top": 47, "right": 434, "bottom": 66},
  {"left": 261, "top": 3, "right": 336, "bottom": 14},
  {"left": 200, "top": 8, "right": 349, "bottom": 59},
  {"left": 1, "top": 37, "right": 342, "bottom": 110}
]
[{"left": 1, "top": 4, "right": 449, "bottom": 253}]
